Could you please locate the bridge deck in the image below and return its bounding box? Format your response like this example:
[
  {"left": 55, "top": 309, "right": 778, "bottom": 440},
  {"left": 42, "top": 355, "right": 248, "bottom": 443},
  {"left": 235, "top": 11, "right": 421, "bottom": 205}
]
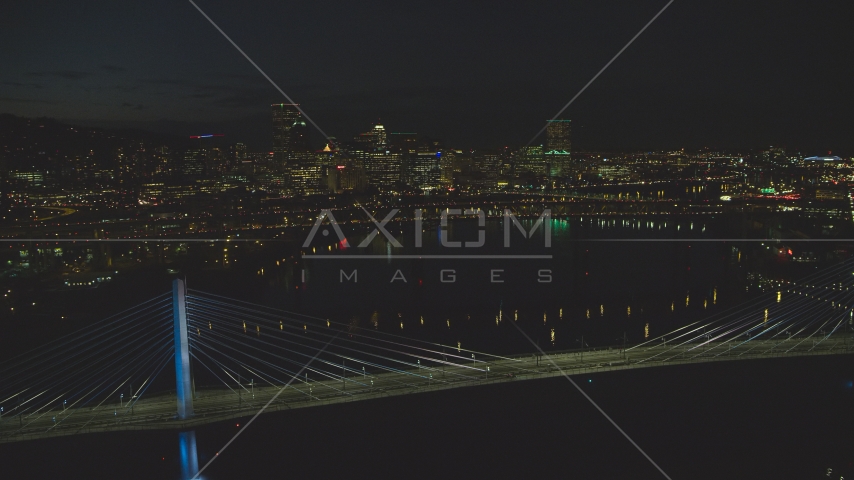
[{"left": 2, "top": 336, "right": 851, "bottom": 443}]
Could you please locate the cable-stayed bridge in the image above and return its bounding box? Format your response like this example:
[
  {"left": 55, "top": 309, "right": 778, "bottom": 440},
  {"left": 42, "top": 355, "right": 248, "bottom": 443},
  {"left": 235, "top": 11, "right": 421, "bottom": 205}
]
[{"left": 2, "top": 261, "right": 853, "bottom": 444}]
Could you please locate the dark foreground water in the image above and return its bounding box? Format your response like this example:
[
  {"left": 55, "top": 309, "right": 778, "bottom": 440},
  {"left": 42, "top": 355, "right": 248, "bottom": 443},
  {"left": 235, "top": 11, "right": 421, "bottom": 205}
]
[{"left": 2, "top": 354, "right": 852, "bottom": 480}]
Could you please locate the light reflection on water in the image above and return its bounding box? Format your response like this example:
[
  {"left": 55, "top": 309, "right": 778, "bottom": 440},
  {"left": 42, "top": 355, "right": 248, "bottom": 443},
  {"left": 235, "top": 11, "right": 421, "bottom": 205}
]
[
  {"left": 178, "top": 430, "right": 199, "bottom": 480},
  {"left": 215, "top": 216, "right": 833, "bottom": 354}
]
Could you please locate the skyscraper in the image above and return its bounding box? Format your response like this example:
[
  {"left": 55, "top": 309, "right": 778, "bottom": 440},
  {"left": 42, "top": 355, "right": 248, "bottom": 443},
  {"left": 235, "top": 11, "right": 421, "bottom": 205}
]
[
  {"left": 371, "top": 123, "right": 387, "bottom": 149},
  {"left": 545, "top": 119, "right": 571, "bottom": 153},
  {"left": 405, "top": 150, "right": 443, "bottom": 191},
  {"left": 181, "top": 149, "right": 206, "bottom": 179},
  {"left": 232, "top": 142, "right": 247, "bottom": 162},
  {"left": 545, "top": 119, "right": 572, "bottom": 177},
  {"left": 359, "top": 150, "right": 402, "bottom": 191},
  {"left": 285, "top": 117, "right": 322, "bottom": 194},
  {"left": 355, "top": 122, "right": 387, "bottom": 150},
  {"left": 514, "top": 146, "right": 545, "bottom": 176},
  {"left": 272, "top": 103, "right": 301, "bottom": 163},
  {"left": 288, "top": 117, "right": 311, "bottom": 154}
]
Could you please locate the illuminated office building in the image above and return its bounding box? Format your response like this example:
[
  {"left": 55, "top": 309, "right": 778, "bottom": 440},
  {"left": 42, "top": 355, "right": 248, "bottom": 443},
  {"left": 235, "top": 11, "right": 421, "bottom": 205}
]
[
  {"left": 288, "top": 118, "right": 311, "bottom": 155},
  {"left": 287, "top": 118, "right": 327, "bottom": 194},
  {"left": 515, "top": 146, "right": 546, "bottom": 176},
  {"left": 272, "top": 103, "right": 301, "bottom": 164},
  {"left": 181, "top": 149, "right": 206, "bottom": 179},
  {"left": 359, "top": 150, "right": 402, "bottom": 191},
  {"left": 355, "top": 123, "right": 387, "bottom": 149},
  {"left": 405, "top": 150, "right": 443, "bottom": 191},
  {"left": 545, "top": 119, "right": 572, "bottom": 177},
  {"left": 545, "top": 119, "right": 571, "bottom": 153}
]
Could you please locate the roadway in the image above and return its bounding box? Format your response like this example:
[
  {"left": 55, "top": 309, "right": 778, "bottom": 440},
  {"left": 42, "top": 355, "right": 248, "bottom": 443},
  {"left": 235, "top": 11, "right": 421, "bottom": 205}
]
[{"left": 2, "top": 334, "right": 851, "bottom": 443}]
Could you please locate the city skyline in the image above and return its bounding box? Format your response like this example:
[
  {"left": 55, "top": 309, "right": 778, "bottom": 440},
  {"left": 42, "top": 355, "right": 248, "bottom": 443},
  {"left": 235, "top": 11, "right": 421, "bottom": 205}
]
[
  {"left": 1, "top": 1, "right": 851, "bottom": 152},
  {"left": 0, "top": 110, "right": 845, "bottom": 158}
]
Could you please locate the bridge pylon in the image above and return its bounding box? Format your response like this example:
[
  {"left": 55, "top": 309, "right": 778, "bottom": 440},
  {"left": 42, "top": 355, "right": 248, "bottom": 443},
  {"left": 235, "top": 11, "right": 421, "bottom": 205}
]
[{"left": 173, "top": 278, "right": 194, "bottom": 419}]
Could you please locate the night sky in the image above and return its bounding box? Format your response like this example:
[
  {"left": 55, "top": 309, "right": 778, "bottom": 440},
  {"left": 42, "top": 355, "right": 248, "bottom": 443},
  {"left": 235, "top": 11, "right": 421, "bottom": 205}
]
[{"left": 1, "top": 0, "right": 850, "bottom": 152}]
